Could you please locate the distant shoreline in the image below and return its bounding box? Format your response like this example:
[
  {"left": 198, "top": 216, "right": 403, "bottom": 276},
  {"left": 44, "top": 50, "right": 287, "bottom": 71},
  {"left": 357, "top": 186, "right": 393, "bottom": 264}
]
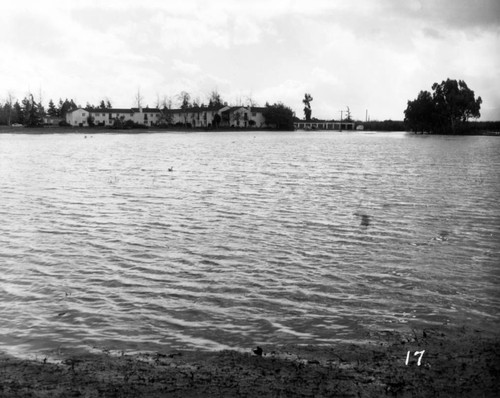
[
  {"left": 0, "top": 126, "right": 284, "bottom": 134},
  {"left": 1, "top": 125, "right": 499, "bottom": 136}
]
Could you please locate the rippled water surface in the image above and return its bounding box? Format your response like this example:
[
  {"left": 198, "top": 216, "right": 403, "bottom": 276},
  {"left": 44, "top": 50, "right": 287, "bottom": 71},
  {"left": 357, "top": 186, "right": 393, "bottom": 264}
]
[{"left": 1, "top": 130, "right": 499, "bottom": 357}]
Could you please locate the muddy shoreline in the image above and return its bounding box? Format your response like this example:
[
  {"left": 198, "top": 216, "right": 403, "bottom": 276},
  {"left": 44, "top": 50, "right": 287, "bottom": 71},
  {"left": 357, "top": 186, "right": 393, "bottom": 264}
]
[{"left": 1, "top": 326, "right": 499, "bottom": 397}]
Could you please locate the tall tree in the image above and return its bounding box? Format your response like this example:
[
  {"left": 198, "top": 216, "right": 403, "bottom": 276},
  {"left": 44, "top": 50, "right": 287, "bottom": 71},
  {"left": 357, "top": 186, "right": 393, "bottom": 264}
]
[
  {"left": 5, "top": 91, "right": 14, "bottom": 125},
  {"left": 47, "top": 99, "right": 58, "bottom": 117},
  {"left": 135, "top": 88, "right": 144, "bottom": 109},
  {"left": 161, "top": 95, "right": 173, "bottom": 110},
  {"left": 432, "top": 79, "right": 482, "bottom": 133},
  {"left": 405, "top": 78, "right": 482, "bottom": 134},
  {"left": 13, "top": 101, "right": 23, "bottom": 124},
  {"left": 345, "top": 106, "right": 353, "bottom": 122},
  {"left": 178, "top": 91, "right": 191, "bottom": 109},
  {"left": 21, "top": 94, "right": 43, "bottom": 127},
  {"left": 303, "top": 93, "right": 313, "bottom": 121},
  {"left": 208, "top": 90, "right": 223, "bottom": 108},
  {"left": 404, "top": 90, "right": 435, "bottom": 134},
  {"left": 58, "top": 98, "right": 77, "bottom": 119},
  {"left": 245, "top": 94, "right": 258, "bottom": 108}
]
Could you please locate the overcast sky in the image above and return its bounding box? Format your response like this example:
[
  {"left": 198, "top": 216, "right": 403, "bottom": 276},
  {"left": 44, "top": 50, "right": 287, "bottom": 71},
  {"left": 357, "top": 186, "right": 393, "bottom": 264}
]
[{"left": 1, "top": 0, "right": 499, "bottom": 121}]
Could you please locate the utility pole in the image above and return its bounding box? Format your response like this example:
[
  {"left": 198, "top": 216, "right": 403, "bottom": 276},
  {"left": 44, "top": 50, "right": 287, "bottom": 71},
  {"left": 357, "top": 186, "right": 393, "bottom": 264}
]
[{"left": 339, "top": 110, "right": 343, "bottom": 131}]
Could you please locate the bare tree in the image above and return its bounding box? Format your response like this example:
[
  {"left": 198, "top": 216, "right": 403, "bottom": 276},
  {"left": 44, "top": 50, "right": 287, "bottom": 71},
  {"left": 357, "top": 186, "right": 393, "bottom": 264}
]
[
  {"left": 208, "top": 89, "right": 225, "bottom": 108},
  {"left": 135, "top": 88, "right": 144, "bottom": 109},
  {"left": 5, "top": 91, "right": 14, "bottom": 126},
  {"left": 177, "top": 91, "right": 191, "bottom": 109},
  {"left": 245, "top": 94, "right": 258, "bottom": 108},
  {"left": 234, "top": 95, "right": 243, "bottom": 106},
  {"left": 161, "top": 95, "right": 173, "bottom": 110}
]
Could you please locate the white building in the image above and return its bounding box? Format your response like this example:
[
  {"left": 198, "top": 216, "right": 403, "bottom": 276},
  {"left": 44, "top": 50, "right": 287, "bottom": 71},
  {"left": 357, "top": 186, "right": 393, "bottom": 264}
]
[
  {"left": 66, "top": 108, "right": 91, "bottom": 127},
  {"left": 66, "top": 107, "right": 161, "bottom": 127},
  {"left": 66, "top": 105, "right": 268, "bottom": 128}
]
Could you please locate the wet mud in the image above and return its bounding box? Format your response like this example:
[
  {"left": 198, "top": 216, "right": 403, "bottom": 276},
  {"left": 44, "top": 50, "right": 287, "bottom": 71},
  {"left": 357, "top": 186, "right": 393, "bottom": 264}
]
[{"left": 1, "top": 326, "right": 499, "bottom": 397}]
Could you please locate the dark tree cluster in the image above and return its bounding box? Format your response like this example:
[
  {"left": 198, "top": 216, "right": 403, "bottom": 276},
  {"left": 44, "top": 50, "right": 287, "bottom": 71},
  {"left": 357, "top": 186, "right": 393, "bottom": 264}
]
[
  {"left": 0, "top": 95, "right": 81, "bottom": 126},
  {"left": 263, "top": 102, "right": 295, "bottom": 130},
  {"left": 84, "top": 99, "right": 113, "bottom": 111},
  {"left": 362, "top": 120, "right": 406, "bottom": 131},
  {"left": 404, "top": 79, "right": 482, "bottom": 134},
  {"left": 0, "top": 94, "right": 45, "bottom": 127}
]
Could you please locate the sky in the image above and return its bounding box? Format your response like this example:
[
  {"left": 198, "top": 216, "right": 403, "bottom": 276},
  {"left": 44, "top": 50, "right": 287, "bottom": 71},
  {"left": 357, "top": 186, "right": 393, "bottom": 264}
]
[{"left": 1, "top": 0, "right": 499, "bottom": 121}]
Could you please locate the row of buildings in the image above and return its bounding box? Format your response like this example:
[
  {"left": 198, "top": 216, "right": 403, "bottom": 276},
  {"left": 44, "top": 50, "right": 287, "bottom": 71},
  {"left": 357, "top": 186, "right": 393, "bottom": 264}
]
[
  {"left": 64, "top": 105, "right": 269, "bottom": 128},
  {"left": 51, "top": 105, "right": 357, "bottom": 130}
]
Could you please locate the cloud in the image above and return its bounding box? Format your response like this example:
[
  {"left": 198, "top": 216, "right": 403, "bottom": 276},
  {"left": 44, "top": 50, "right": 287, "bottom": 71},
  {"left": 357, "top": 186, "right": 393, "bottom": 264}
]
[
  {"left": 380, "top": 0, "right": 500, "bottom": 31},
  {"left": 0, "top": 0, "right": 498, "bottom": 120},
  {"left": 172, "top": 60, "right": 202, "bottom": 75}
]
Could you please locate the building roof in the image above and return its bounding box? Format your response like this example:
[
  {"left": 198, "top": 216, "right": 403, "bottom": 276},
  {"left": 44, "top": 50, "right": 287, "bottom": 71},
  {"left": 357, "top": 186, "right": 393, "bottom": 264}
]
[
  {"left": 131, "top": 107, "right": 161, "bottom": 113},
  {"left": 162, "top": 105, "right": 227, "bottom": 113},
  {"left": 66, "top": 107, "right": 86, "bottom": 113},
  {"left": 88, "top": 108, "right": 134, "bottom": 114}
]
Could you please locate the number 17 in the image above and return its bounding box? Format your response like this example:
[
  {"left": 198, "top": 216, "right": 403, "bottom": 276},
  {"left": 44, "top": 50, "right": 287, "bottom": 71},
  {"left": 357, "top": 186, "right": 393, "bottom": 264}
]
[{"left": 406, "top": 350, "right": 425, "bottom": 366}]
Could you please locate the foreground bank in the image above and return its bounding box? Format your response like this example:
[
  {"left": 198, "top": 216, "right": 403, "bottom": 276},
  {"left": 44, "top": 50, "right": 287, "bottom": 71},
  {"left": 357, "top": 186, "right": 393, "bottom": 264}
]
[{"left": 1, "top": 326, "right": 498, "bottom": 397}]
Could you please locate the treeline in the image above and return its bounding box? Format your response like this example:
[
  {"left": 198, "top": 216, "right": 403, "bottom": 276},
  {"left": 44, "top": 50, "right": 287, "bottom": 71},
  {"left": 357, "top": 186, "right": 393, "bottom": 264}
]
[
  {"left": 0, "top": 95, "right": 85, "bottom": 127},
  {"left": 360, "top": 120, "right": 499, "bottom": 133},
  {"left": 0, "top": 89, "right": 296, "bottom": 130},
  {"left": 361, "top": 120, "right": 405, "bottom": 131}
]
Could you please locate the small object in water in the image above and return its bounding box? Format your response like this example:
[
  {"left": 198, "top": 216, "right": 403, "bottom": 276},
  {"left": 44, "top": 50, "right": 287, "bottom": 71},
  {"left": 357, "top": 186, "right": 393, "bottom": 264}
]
[
  {"left": 353, "top": 211, "right": 371, "bottom": 227},
  {"left": 252, "top": 346, "right": 263, "bottom": 356},
  {"left": 434, "top": 231, "right": 449, "bottom": 241},
  {"left": 360, "top": 214, "right": 370, "bottom": 227},
  {"left": 168, "top": 167, "right": 173, "bottom": 172},
  {"left": 84, "top": 136, "right": 87, "bottom": 139}
]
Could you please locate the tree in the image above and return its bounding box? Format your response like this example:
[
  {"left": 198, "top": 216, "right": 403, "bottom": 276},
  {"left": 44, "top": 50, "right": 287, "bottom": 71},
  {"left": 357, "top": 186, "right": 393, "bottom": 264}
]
[
  {"left": 21, "top": 94, "right": 43, "bottom": 127},
  {"left": 47, "top": 99, "right": 58, "bottom": 117},
  {"left": 58, "top": 99, "right": 76, "bottom": 119},
  {"left": 208, "top": 90, "right": 223, "bottom": 108},
  {"left": 161, "top": 95, "right": 173, "bottom": 110},
  {"left": 178, "top": 91, "right": 191, "bottom": 109},
  {"left": 404, "top": 90, "right": 435, "bottom": 133},
  {"left": 303, "top": 93, "right": 313, "bottom": 121},
  {"left": 192, "top": 97, "right": 201, "bottom": 108},
  {"left": 432, "top": 79, "right": 482, "bottom": 134},
  {"left": 345, "top": 106, "right": 353, "bottom": 122},
  {"left": 245, "top": 94, "right": 258, "bottom": 108},
  {"left": 404, "top": 78, "right": 482, "bottom": 134},
  {"left": 13, "top": 101, "right": 23, "bottom": 124},
  {"left": 263, "top": 102, "right": 295, "bottom": 130},
  {"left": 5, "top": 92, "right": 14, "bottom": 125},
  {"left": 135, "top": 88, "right": 144, "bottom": 109}
]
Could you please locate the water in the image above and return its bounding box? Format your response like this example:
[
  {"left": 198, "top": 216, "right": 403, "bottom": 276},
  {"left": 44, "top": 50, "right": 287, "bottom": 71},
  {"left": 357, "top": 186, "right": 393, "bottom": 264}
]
[{"left": 1, "top": 130, "right": 499, "bottom": 358}]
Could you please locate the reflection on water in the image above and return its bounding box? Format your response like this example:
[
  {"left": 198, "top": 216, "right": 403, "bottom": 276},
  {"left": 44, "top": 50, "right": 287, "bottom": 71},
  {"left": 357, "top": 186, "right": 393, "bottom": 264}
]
[{"left": 0, "top": 130, "right": 499, "bottom": 357}]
